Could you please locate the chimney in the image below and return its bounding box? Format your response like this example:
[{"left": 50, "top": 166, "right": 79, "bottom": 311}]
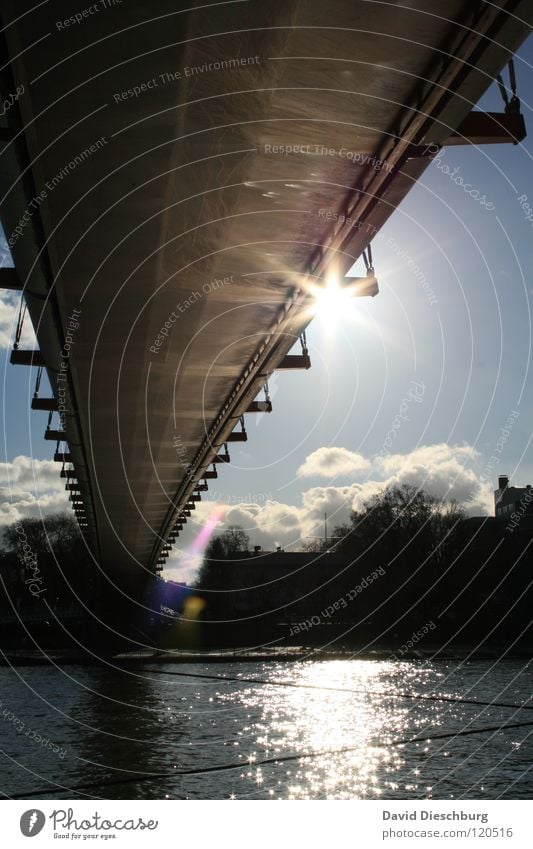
[{"left": 498, "top": 475, "right": 509, "bottom": 490}]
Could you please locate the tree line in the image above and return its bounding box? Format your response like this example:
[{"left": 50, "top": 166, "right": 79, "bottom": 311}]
[
  {"left": 194, "top": 485, "right": 533, "bottom": 652},
  {"left": 0, "top": 514, "right": 97, "bottom": 618}
]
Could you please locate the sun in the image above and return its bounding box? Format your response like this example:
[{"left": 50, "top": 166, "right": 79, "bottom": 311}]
[
  {"left": 309, "top": 275, "right": 357, "bottom": 328},
  {"left": 306, "top": 267, "right": 379, "bottom": 331}
]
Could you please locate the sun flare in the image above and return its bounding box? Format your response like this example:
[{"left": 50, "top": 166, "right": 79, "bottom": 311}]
[{"left": 309, "top": 276, "right": 355, "bottom": 327}]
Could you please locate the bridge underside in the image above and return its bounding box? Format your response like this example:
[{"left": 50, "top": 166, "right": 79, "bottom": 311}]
[{"left": 0, "top": 0, "right": 530, "bottom": 596}]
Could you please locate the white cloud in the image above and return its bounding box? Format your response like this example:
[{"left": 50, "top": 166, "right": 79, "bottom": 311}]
[
  {"left": 0, "top": 455, "right": 68, "bottom": 526},
  {"left": 0, "top": 294, "right": 37, "bottom": 350},
  {"left": 297, "top": 446, "right": 370, "bottom": 478},
  {"left": 375, "top": 443, "right": 488, "bottom": 511},
  {"left": 226, "top": 500, "right": 302, "bottom": 545},
  {"left": 2, "top": 440, "right": 484, "bottom": 582},
  {"left": 301, "top": 482, "right": 384, "bottom": 530},
  {"left": 165, "top": 443, "right": 493, "bottom": 580},
  {"left": 0, "top": 455, "right": 63, "bottom": 492}
]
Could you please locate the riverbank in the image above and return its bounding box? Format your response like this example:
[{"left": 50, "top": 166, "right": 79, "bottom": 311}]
[{"left": 2, "top": 644, "right": 531, "bottom": 666}]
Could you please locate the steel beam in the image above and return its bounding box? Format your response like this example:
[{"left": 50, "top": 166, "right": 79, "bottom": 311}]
[
  {"left": 45, "top": 429, "right": 66, "bottom": 441},
  {"left": 32, "top": 397, "right": 58, "bottom": 411},
  {"left": 277, "top": 354, "right": 311, "bottom": 370},
  {"left": 227, "top": 431, "right": 247, "bottom": 442},
  {"left": 0, "top": 268, "right": 22, "bottom": 290},
  {"left": 246, "top": 400, "right": 272, "bottom": 413},
  {"left": 446, "top": 111, "right": 526, "bottom": 146},
  {"left": 10, "top": 350, "right": 45, "bottom": 366}
]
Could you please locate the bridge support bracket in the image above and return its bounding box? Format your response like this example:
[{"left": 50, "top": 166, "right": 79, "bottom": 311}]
[
  {"left": 32, "top": 397, "right": 58, "bottom": 411},
  {"left": 277, "top": 353, "right": 311, "bottom": 370},
  {"left": 11, "top": 350, "right": 45, "bottom": 367}
]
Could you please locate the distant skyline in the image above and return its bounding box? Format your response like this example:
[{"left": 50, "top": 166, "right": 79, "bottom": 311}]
[{"left": 1, "top": 36, "right": 533, "bottom": 582}]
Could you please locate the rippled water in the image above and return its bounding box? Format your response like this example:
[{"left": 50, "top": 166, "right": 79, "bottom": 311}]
[{"left": 0, "top": 658, "right": 531, "bottom": 799}]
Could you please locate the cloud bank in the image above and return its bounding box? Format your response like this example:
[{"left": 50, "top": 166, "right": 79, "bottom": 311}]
[
  {"left": 164, "top": 443, "right": 494, "bottom": 579},
  {"left": 0, "top": 293, "right": 37, "bottom": 350},
  {"left": 0, "top": 455, "right": 69, "bottom": 526},
  {"left": 297, "top": 446, "right": 371, "bottom": 478},
  {"left": 0, "top": 444, "right": 495, "bottom": 581}
]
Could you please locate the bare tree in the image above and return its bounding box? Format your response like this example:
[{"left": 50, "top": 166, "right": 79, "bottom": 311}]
[
  {"left": 221, "top": 525, "right": 250, "bottom": 555},
  {"left": 334, "top": 484, "right": 465, "bottom": 568},
  {"left": 196, "top": 525, "right": 250, "bottom": 589},
  {"left": 2, "top": 513, "right": 93, "bottom": 606}
]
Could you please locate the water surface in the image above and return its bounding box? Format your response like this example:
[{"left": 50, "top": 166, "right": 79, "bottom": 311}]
[{"left": 0, "top": 658, "right": 531, "bottom": 799}]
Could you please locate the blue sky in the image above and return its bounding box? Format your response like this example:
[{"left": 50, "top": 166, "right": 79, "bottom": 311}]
[{"left": 2, "top": 35, "right": 533, "bottom": 577}]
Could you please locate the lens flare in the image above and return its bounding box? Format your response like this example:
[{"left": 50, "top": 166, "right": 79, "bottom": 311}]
[
  {"left": 189, "top": 506, "right": 227, "bottom": 556},
  {"left": 310, "top": 275, "right": 355, "bottom": 328},
  {"left": 170, "top": 505, "right": 227, "bottom": 577}
]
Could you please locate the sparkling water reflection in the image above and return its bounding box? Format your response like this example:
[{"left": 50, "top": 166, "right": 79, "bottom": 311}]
[{"left": 0, "top": 658, "right": 531, "bottom": 799}]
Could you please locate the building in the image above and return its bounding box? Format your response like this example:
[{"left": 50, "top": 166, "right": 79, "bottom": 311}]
[
  {"left": 494, "top": 475, "right": 533, "bottom": 520},
  {"left": 198, "top": 550, "right": 351, "bottom": 619}
]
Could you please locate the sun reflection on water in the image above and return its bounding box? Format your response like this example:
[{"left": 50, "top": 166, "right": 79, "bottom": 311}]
[{"left": 227, "top": 660, "right": 424, "bottom": 799}]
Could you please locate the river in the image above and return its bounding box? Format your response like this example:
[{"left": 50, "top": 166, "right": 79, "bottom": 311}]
[{"left": 0, "top": 657, "right": 531, "bottom": 799}]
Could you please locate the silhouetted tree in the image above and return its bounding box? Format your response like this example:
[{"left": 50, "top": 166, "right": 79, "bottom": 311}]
[
  {"left": 220, "top": 525, "right": 250, "bottom": 555},
  {"left": 2, "top": 513, "right": 94, "bottom": 608},
  {"left": 302, "top": 538, "right": 329, "bottom": 553},
  {"left": 205, "top": 536, "right": 226, "bottom": 560},
  {"left": 334, "top": 484, "right": 464, "bottom": 569},
  {"left": 204, "top": 525, "right": 250, "bottom": 560},
  {"left": 327, "top": 485, "right": 467, "bottom": 634},
  {"left": 196, "top": 525, "right": 250, "bottom": 590}
]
